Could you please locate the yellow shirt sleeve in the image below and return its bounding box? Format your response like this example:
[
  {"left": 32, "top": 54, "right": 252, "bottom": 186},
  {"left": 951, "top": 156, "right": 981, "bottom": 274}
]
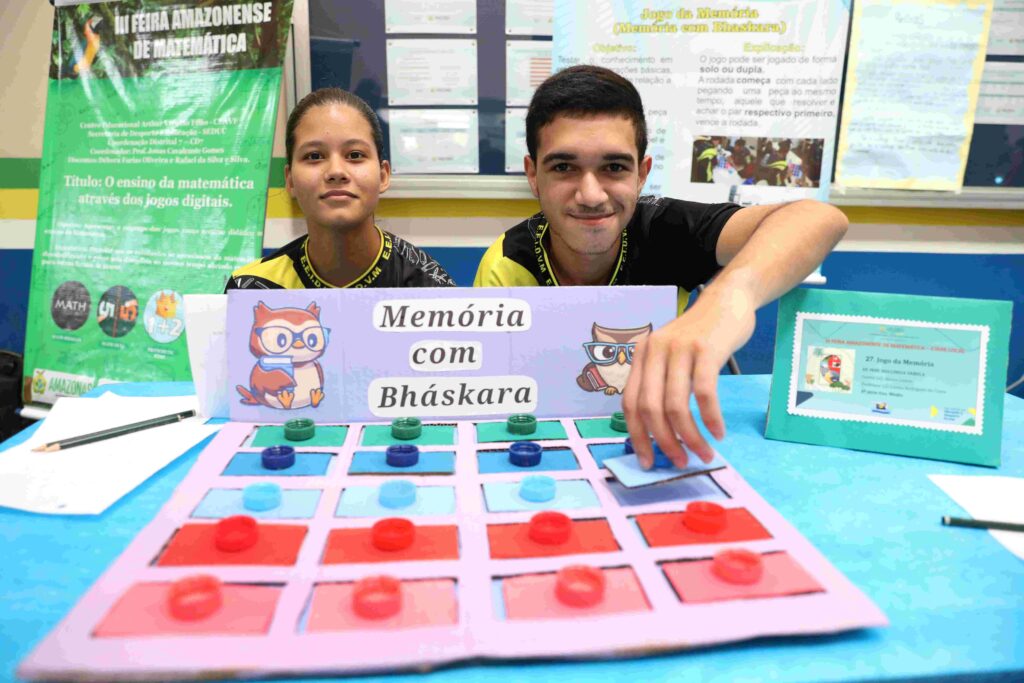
[{"left": 473, "top": 235, "right": 540, "bottom": 287}]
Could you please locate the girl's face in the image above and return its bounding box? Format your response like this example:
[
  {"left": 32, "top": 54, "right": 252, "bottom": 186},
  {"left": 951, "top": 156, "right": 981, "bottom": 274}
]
[{"left": 285, "top": 103, "right": 390, "bottom": 234}]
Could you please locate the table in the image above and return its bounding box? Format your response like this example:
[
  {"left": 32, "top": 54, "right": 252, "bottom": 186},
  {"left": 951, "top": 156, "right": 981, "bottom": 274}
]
[{"left": 2, "top": 376, "right": 1022, "bottom": 683}]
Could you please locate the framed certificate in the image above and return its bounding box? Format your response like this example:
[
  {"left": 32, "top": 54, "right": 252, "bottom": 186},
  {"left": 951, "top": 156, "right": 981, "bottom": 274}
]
[{"left": 766, "top": 289, "right": 1012, "bottom": 466}]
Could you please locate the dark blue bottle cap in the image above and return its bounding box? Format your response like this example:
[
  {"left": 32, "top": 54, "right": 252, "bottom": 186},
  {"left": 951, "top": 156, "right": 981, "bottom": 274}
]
[
  {"left": 508, "top": 441, "right": 543, "bottom": 468},
  {"left": 261, "top": 445, "right": 296, "bottom": 471},
  {"left": 623, "top": 437, "right": 634, "bottom": 454},
  {"left": 652, "top": 441, "right": 673, "bottom": 469},
  {"left": 379, "top": 480, "right": 417, "bottom": 509},
  {"left": 386, "top": 444, "right": 420, "bottom": 468}
]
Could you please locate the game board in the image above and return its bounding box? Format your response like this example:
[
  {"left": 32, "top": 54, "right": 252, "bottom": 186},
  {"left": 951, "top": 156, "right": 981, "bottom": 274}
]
[{"left": 19, "top": 413, "right": 887, "bottom": 681}]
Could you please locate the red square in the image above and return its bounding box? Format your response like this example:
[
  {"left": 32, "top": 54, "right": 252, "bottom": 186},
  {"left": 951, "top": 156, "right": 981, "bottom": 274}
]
[
  {"left": 487, "top": 518, "right": 619, "bottom": 559},
  {"left": 322, "top": 525, "right": 459, "bottom": 563},
  {"left": 635, "top": 508, "right": 771, "bottom": 547},
  {"left": 156, "top": 523, "right": 307, "bottom": 566}
]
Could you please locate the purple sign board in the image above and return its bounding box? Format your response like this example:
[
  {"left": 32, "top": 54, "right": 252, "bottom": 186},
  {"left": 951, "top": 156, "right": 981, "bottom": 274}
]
[{"left": 227, "top": 287, "right": 676, "bottom": 422}]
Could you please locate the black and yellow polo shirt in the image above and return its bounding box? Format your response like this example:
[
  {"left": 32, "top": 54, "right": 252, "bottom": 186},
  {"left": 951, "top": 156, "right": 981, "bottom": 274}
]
[
  {"left": 225, "top": 228, "right": 456, "bottom": 290},
  {"left": 473, "top": 196, "right": 741, "bottom": 308}
]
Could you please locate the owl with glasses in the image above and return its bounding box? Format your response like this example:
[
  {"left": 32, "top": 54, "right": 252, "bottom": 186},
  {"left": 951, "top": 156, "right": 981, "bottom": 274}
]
[
  {"left": 577, "top": 322, "right": 653, "bottom": 396},
  {"left": 237, "top": 301, "right": 329, "bottom": 410}
]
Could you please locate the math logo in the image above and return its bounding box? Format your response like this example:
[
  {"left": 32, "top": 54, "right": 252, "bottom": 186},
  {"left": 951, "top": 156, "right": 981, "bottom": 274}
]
[
  {"left": 236, "top": 301, "right": 328, "bottom": 410},
  {"left": 576, "top": 323, "right": 652, "bottom": 396},
  {"left": 50, "top": 281, "right": 91, "bottom": 331}
]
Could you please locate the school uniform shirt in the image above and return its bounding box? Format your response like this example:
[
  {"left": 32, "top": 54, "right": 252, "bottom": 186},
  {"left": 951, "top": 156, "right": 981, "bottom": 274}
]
[
  {"left": 473, "top": 196, "right": 741, "bottom": 309},
  {"left": 225, "top": 227, "right": 456, "bottom": 290}
]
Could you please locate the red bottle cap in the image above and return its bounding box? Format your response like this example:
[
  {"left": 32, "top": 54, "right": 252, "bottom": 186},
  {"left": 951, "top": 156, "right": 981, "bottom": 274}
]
[
  {"left": 214, "top": 515, "right": 259, "bottom": 553},
  {"left": 528, "top": 511, "right": 573, "bottom": 545},
  {"left": 371, "top": 518, "right": 416, "bottom": 552},
  {"left": 555, "top": 565, "right": 606, "bottom": 608},
  {"left": 352, "top": 575, "right": 403, "bottom": 620},
  {"left": 682, "top": 501, "right": 727, "bottom": 534},
  {"left": 167, "top": 574, "right": 223, "bottom": 621},
  {"left": 711, "top": 549, "right": 764, "bottom": 585}
]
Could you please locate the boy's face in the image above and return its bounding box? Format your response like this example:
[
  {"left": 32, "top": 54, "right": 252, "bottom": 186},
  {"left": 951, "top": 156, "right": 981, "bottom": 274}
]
[
  {"left": 285, "top": 103, "right": 390, "bottom": 234},
  {"left": 525, "top": 114, "right": 651, "bottom": 259}
]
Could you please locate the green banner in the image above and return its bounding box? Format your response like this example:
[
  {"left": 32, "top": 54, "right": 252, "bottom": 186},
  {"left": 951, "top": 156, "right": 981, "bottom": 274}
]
[{"left": 24, "top": 0, "right": 293, "bottom": 403}]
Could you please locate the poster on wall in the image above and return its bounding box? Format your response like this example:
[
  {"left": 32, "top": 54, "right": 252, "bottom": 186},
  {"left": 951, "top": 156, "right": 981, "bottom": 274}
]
[
  {"left": 552, "top": 0, "right": 849, "bottom": 205},
  {"left": 23, "top": 0, "right": 294, "bottom": 404}
]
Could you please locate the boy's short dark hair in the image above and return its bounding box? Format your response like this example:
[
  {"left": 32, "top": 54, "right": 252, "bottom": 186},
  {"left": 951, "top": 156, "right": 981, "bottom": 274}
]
[
  {"left": 525, "top": 65, "right": 648, "bottom": 161},
  {"left": 286, "top": 87, "right": 385, "bottom": 163}
]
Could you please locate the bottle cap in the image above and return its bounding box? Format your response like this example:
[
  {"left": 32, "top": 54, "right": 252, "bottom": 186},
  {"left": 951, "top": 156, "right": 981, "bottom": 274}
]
[
  {"left": 214, "top": 515, "right": 259, "bottom": 553},
  {"left": 506, "top": 413, "right": 537, "bottom": 435},
  {"left": 682, "top": 501, "right": 727, "bottom": 534},
  {"left": 379, "top": 480, "right": 417, "bottom": 509},
  {"left": 623, "top": 437, "right": 634, "bottom": 454},
  {"left": 261, "top": 445, "right": 296, "bottom": 471},
  {"left": 508, "top": 441, "right": 543, "bottom": 468},
  {"left": 352, "top": 575, "right": 402, "bottom": 620},
  {"left": 652, "top": 441, "right": 673, "bottom": 469},
  {"left": 610, "top": 411, "right": 628, "bottom": 433},
  {"left": 555, "top": 565, "right": 606, "bottom": 608},
  {"left": 390, "top": 417, "right": 422, "bottom": 440},
  {"left": 283, "top": 417, "right": 315, "bottom": 441},
  {"left": 518, "top": 475, "right": 556, "bottom": 503},
  {"left": 242, "top": 482, "right": 282, "bottom": 512},
  {"left": 528, "top": 511, "right": 573, "bottom": 545},
  {"left": 371, "top": 517, "right": 416, "bottom": 551},
  {"left": 385, "top": 444, "right": 420, "bottom": 468},
  {"left": 711, "top": 549, "right": 764, "bottom": 585},
  {"left": 167, "top": 574, "right": 223, "bottom": 621}
]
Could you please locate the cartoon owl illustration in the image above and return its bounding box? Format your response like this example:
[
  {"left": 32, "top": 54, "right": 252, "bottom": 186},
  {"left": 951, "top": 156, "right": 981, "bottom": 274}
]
[
  {"left": 236, "top": 301, "right": 328, "bottom": 410},
  {"left": 577, "top": 323, "right": 653, "bottom": 396}
]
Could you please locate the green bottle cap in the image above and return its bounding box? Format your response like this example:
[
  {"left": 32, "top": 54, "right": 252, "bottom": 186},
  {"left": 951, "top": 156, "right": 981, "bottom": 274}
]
[
  {"left": 391, "top": 417, "right": 422, "bottom": 440},
  {"left": 507, "top": 413, "right": 538, "bottom": 435},
  {"left": 283, "top": 417, "right": 315, "bottom": 441},
  {"left": 610, "top": 411, "right": 628, "bottom": 433}
]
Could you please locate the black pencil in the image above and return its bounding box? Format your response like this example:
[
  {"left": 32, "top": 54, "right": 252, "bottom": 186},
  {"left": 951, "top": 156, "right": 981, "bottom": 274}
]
[
  {"left": 942, "top": 516, "right": 1024, "bottom": 533},
  {"left": 31, "top": 409, "right": 197, "bottom": 452}
]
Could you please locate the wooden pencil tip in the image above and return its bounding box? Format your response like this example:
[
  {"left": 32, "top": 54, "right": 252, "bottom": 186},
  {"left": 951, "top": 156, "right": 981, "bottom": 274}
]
[{"left": 31, "top": 445, "right": 45, "bottom": 452}]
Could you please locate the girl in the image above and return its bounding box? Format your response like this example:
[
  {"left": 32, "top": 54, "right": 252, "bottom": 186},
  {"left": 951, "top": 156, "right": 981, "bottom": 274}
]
[{"left": 227, "top": 88, "right": 455, "bottom": 290}]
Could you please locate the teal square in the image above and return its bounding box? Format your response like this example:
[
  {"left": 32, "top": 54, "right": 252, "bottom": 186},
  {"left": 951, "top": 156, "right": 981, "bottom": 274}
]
[
  {"left": 475, "top": 420, "right": 568, "bottom": 443},
  {"left": 574, "top": 417, "right": 628, "bottom": 439},
  {"left": 250, "top": 425, "right": 348, "bottom": 448},
  {"left": 360, "top": 424, "right": 456, "bottom": 446}
]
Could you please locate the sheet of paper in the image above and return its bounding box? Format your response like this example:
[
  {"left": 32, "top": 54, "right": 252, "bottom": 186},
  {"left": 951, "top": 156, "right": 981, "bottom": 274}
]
[
  {"left": 385, "top": 0, "right": 476, "bottom": 34},
  {"left": 388, "top": 109, "right": 480, "bottom": 173},
  {"left": 506, "top": 0, "right": 553, "bottom": 36},
  {"left": 836, "top": 0, "right": 994, "bottom": 190},
  {"left": 990, "top": 0, "right": 1024, "bottom": 55},
  {"left": 605, "top": 452, "right": 726, "bottom": 488},
  {"left": 386, "top": 39, "right": 478, "bottom": 106},
  {"left": 975, "top": 61, "right": 1024, "bottom": 125},
  {"left": 183, "top": 293, "right": 228, "bottom": 418},
  {"left": 0, "top": 395, "right": 218, "bottom": 515},
  {"left": 929, "top": 474, "right": 1024, "bottom": 561},
  {"left": 504, "top": 107, "right": 527, "bottom": 173},
  {"left": 506, "top": 40, "right": 551, "bottom": 106}
]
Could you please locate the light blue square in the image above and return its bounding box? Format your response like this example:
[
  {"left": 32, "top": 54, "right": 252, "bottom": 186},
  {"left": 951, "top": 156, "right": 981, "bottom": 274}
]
[
  {"left": 477, "top": 447, "right": 580, "bottom": 474},
  {"left": 604, "top": 474, "right": 726, "bottom": 507},
  {"left": 482, "top": 480, "right": 600, "bottom": 512},
  {"left": 191, "top": 488, "right": 322, "bottom": 519},
  {"left": 222, "top": 451, "right": 333, "bottom": 476},
  {"left": 588, "top": 442, "right": 630, "bottom": 468},
  {"left": 335, "top": 485, "right": 456, "bottom": 517},
  {"left": 348, "top": 450, "right": 456, "bottom": 474},
  {"left": 604, "top": 452, "right": 727, "bottom": 489}
]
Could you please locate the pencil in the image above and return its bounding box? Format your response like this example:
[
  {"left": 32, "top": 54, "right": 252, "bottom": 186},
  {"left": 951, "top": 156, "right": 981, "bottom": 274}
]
[
  {"left": 942, "top": 516, "right": 1024, "bottom": 533},
  {"left": 31, "top": 409, "right": 197, "bottom": 452}
]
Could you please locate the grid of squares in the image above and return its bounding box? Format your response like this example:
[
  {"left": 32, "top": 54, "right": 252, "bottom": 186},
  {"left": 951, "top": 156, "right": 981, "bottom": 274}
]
[{"left": 20, "top": 416, "right": 886, "bottom": 681}]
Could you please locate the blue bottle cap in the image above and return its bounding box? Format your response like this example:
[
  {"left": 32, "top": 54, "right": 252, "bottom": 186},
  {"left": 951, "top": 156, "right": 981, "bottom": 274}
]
[
  {"left": 652, "top": 441, "right": 673, "bottom": 469},
  {"left": 508, "top": 441, "right": 543, "bottom": 468},
  {"left": 519, "top": 475, "right": 556, "bottom": 503},
  {"left": 261, "top": 445, "right": 296, "bottom": 471},
  {"left": 386, "top": 444, "right": 420, "bottom": 468},
  {"left": 243, "top": 482, "right": 282, "bottom": 511},
  {"left": 623, "top": 437, "right": 634, "bottom": 454},
  {"left": 379, "top": 480, "right": 417, "bottom": 509}
]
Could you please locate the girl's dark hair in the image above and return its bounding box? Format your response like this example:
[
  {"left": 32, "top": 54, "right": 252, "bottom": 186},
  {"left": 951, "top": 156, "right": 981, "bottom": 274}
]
[
  {"left": 285, "top": 87, "right": 385, "bottom": 162},
  {"left": 525, "top": 65, "right": 648, "bottom": 161}
]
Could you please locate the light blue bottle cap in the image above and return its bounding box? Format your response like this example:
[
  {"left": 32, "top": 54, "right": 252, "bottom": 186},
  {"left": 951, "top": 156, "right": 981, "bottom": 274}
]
[
  {"left": 379, "top": 480, "right": 417, "bottom": 509},
  {"left": 519, "top": 475, "right": 556, "bottom": 503},
  {"left": 243, "top": 482, "right": 282, "bottom": 512}
]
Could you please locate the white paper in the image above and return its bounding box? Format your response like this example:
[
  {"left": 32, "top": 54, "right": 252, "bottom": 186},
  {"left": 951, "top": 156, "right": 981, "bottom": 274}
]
[
  {"left": 506, "top": 40, "right": 552, "bottom": 106},
  {"left": 976, "top": 61, "right": 1024, "bottom": 125},
  {"left": 388, "top": 109, "right": 479, "bottom": 173},
  {"left": 505, "top": 108, "right": 528, "bottom": 172},
  {"left": 386, "top": 39, "right": 478, "bottom": 106},
  {"left": 183, "top": 294, "right": 228, "bottom": 418},
  {"left": 385, "top": 0, "right": 476, "bottom": 33},
  {"left": 929, "top": 474, "right": 1024, "bottom": 561},
  {"left": 506, "top": 0, "right": 553, "bottom": 35},
  {"left": 0, "top": 395, "right": 218, "bottom": 515},
  {"left": 990, "top": 0, "right": 1024, "bottom": 56}
]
